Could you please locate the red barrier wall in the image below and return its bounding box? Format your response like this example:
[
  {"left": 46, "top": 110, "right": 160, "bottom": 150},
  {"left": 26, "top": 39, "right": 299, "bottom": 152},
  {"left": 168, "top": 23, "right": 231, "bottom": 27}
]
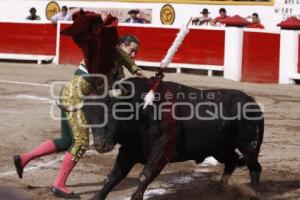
[
  {"left": 118, "top": 26, "right": 225, "bottom": 65},
  {"left": 298, "top": 34, "right": 300, "bottom": 73},
  {"left": 0, "top": 22, "right": 56, "bottom": 55},
  {"left": 242, "top": 32, "right": 280, "bottom": 83},
  {"left": 58, "top": 25, "right": 225, "bottom": 66},
  {"left": 0, "top": 22, "right": 288, "bottom": 84}
]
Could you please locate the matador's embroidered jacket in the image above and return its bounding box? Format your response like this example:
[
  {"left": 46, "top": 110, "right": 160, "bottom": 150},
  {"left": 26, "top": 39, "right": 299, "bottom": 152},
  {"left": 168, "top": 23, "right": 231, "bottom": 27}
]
[{"left": 58, "top": 46, "right": 140, "bottom": 161}]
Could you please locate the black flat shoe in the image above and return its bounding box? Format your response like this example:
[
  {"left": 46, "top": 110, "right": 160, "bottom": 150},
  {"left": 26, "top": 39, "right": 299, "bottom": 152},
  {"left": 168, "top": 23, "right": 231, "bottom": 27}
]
[
  {"left": 50, "top": 187, "right": 81, "bottom": 199},
  {"left": 13, "top": 155, "right": 23, "bottom": 179}
]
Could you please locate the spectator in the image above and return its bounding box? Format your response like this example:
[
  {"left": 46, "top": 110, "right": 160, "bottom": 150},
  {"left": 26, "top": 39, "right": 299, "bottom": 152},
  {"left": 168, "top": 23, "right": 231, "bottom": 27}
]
[
  {"left": 125, "top": 9, "right": 144, "bottom": 23},
  {"left": 212, "top": 8, "right": 229, "bottom": 26},
  {"left": 26, "top": 7, "right": 41, "bottom": 20},
  {"left": 192, "top": 8, "right": 212, "bottom": 26},
  {"left": 247, "top": 13, "right": 264, "bottom": 29},
  {"left": 51, "top": 5, "right": 72, "bottom": 23}
]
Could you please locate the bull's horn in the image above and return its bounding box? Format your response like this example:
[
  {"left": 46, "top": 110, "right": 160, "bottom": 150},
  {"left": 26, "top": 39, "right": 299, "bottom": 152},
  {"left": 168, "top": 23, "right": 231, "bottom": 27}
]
[
  {"left": 108, "top": 89, "right": 122, "bottom": 97},
  {"left": 116, "top": 81, "right": 128, "bottom": 94},
  {"left": 55, "top": 101, "right": 84, "bottom": 112}
]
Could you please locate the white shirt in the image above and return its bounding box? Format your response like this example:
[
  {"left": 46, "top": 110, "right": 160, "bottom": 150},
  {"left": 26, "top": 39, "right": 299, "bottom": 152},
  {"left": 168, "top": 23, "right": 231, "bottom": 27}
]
[
  {"left": 51, "top": 12, "right": 72, "bottom": 22},
  {"left": 192, "top": 16, "right": 212, "bottom": 26}
]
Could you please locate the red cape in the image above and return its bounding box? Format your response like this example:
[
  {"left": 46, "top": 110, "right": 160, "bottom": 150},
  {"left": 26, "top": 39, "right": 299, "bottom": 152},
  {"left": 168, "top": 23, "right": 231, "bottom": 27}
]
[{"left": 61, "top": 10, "right": 119, "bottom": 74}]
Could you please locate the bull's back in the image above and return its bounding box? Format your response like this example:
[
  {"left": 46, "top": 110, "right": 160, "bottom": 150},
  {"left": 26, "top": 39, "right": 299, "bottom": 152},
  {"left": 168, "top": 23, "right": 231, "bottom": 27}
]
[
  {"left": 162, "top": 82, "right": 263, "bottom": 161},
  {"left": 125, "top": 79, "right": 263, "bottom": 162}
]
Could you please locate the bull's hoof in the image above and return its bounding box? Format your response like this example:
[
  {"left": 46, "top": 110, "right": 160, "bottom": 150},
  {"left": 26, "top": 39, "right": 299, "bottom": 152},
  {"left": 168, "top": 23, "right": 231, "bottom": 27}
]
[
  {"left": 250, "top": 171, "right": 261, "bottom": 188},
  {"left": 131, "top": 192, "right": 143, "bottom": 200}
]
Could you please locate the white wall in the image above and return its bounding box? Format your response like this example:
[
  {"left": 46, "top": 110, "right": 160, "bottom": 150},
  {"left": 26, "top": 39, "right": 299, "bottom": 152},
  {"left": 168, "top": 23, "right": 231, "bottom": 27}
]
[{"left": 0, "top": 0, "right": 299, "bottom": 29}]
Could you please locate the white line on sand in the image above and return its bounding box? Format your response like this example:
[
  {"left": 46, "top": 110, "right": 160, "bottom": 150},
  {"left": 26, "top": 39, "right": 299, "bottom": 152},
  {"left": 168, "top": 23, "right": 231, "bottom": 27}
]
[
  {"left": 0, "top": 94, "right": 54, "bottom": 103},
  {"left": 0, "top": 156, "right": 62, "bottom": 177},
  {"left": 15, "top": 94, "right": 53, "bottom": 102},
  {"left": 0, "top": 79, "right": 49, "bottom": 87}
]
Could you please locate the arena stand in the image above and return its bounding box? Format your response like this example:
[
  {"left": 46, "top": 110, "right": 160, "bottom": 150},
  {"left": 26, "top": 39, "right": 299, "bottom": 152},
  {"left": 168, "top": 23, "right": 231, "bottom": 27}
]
[{"left": 0, "top": 21, "right": 299, "bottom": 84}]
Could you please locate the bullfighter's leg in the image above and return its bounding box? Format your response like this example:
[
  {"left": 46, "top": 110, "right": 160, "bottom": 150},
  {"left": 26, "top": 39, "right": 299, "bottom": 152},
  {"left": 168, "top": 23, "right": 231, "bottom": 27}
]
[
  {"left": 13, "top": 112, "right": 73, "bottom": 179},
  {"left": 214, "top": 150, "right": 239, "bottom": 186},
  {"left": 131, "top": 135, "right": 174, "bottom": 200},
  {"left": 92, "top": 149, "right": 136, "bottom": 200},
  {"left": 51, "top": 110, "right": 90, "bottom": 199}
]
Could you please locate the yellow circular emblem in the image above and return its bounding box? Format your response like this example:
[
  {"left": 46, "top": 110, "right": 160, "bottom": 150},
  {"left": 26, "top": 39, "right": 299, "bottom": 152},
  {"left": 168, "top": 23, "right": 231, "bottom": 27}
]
[
  {"left": 45, "top": 1, "right": 60, "bottom": 20},
  {"left": 160, "top": 4, "right": 175, "bottom": 25}
]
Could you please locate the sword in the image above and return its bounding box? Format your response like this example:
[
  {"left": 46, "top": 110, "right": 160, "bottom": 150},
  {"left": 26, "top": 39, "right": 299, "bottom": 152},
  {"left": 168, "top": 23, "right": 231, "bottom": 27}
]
[{"left": 143, "top": 17, "right": 192, "bottom": 109}]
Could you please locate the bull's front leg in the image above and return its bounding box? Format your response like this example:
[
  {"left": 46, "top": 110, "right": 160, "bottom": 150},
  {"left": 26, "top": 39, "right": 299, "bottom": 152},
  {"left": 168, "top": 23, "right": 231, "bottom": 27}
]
[
  {"left": 91, "top": 150, "right": 136, "bottom": 200},
  {"left": 131, "top": 134, "right": 175, "bottom": 200}
]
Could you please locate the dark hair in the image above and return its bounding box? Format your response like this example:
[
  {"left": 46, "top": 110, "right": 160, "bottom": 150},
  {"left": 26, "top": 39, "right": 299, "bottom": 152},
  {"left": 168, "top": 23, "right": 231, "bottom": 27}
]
[
  {"left": 200, "top": 8, "right": 210, "bottom": 14},
  {"left": 128, "top": 9, "right": 139, "bottom": 15},
  {"left": 62, "top": 5, "right": 68, "bottom": 11},
  {"left": 219, "top": 8, "right": 226, "bottom": 13},
  {"left": 252, "top": 13, "right": 259, "bottom": 18},
  {"left": 119, "top": 34, "right": 140, "bottom": 46},
  {"left": 29, "top": 7, "right": 36, "bottom": 13}
]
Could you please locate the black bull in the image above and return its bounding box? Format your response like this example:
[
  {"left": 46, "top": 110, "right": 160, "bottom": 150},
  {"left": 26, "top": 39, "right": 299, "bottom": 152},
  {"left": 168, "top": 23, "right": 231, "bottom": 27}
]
[{"left": 83, "top": 78, "right": 264, "bottom": 200}]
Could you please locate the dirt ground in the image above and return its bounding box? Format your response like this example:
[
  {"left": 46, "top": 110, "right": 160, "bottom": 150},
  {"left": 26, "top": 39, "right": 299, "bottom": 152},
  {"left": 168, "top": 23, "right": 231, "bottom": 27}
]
[{"left": 0, "top": 62, "right": 299, "bottom": 200}]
